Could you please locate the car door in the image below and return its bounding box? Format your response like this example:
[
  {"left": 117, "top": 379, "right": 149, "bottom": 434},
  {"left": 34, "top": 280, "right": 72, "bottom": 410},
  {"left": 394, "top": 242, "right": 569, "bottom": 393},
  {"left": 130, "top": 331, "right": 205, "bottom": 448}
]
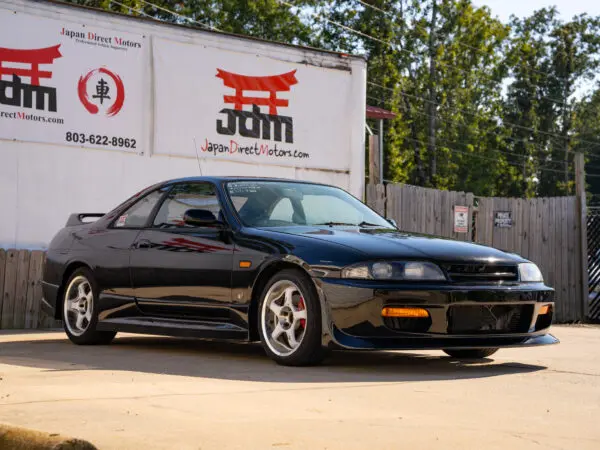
[
  {"left": 90, "top": 187, "right": 168, "bottom": 308},
  {"left": 130, "top": 182, "right": 235, "bottom": 320}
]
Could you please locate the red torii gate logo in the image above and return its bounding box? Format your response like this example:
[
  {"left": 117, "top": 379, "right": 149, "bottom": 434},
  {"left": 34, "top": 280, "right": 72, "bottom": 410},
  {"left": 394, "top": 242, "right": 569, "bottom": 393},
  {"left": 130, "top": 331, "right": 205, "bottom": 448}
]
[
  {"left": 215, "top": 69, "right": 298, "bottom": 143},
  {"left": 0, "top": 45, "right": 62, "bottom": 112}
]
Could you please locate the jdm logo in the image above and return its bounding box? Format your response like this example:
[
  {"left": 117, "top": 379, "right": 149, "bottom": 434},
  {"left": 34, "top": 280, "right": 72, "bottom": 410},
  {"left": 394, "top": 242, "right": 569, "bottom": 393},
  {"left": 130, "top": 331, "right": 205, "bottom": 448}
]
[
  {"left": 78, "top": 68, "right": 125, "bottom": 117},
  {"left": 0, "top": 45, "right": 62, "bottom": 112},
  {"left": 215, "top": 69, "right": 297, "bottom": 143}
]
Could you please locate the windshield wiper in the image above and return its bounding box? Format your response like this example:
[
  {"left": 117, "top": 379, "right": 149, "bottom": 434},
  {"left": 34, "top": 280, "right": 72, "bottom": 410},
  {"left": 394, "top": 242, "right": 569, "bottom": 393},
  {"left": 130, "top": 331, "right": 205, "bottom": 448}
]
[
  {"left": 315, "top": 222, "right": 357, "bottom": 226},
  {"left": 314, "top": 221, "right": 384, "bottom": 227},
  {"left": 314, "top": 221, "right": 386, "bottom": 227},
  {"left": 357, "top": 221, "right": 382, "bottom": 227}
]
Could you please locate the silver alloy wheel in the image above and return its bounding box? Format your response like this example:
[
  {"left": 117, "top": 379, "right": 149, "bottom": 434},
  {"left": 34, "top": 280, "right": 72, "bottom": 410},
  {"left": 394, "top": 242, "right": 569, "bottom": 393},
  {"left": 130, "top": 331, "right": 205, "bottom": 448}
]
[
  {"left": 261, "top": 280, "right": 308, "bottom": 357},
  {"left": 63, "top": 275, "right": 93, "bottom": 337}
]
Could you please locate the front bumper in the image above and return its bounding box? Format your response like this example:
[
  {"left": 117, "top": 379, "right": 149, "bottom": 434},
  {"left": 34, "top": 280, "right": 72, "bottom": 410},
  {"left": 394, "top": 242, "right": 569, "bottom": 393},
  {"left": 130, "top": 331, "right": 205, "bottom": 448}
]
[{"left": 316, "top": 278, "right": 558, "bottom": 350}]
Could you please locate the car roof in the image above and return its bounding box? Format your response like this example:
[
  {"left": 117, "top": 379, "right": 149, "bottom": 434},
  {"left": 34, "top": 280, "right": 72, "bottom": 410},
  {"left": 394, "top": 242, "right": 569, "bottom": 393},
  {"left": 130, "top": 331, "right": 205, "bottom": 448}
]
[{"left": 162, "top": 176, "right": 334, "bottom": 188}]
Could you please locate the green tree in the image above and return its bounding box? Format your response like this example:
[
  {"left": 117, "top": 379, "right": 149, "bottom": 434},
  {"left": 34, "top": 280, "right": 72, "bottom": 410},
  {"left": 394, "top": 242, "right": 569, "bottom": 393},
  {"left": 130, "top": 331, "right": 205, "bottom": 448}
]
[
  {"left": 505, "top": 9, "right": 600, "bottom": 196},
  {"left": 318, "top": 1, "right": 510, "bottom": 193},
  {"left": 65, "top": 0, "right": 323, "bottom": 45},
  {"left": 431, "top": 0, "right": 509, "bottom": 195},
  {"left": 573, "top": 88, "right": 600, "bottom": 203}
]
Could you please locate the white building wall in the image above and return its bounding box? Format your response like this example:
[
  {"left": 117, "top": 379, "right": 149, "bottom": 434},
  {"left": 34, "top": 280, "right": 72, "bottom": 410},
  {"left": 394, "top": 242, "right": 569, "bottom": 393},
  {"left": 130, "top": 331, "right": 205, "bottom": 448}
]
[{"left": 0, "top": 0, "right": 366, "bottom": 249}]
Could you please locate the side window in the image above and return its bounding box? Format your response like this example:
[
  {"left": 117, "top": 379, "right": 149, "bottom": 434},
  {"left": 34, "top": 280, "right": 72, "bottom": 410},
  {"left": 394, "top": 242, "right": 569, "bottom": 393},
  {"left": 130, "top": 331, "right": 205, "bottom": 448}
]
[
  {"left": 153, "top": 183, "right": 221, "bottom": 228},
  {"left": 114, "top": 189, "right": 165, "bottom": 228}
]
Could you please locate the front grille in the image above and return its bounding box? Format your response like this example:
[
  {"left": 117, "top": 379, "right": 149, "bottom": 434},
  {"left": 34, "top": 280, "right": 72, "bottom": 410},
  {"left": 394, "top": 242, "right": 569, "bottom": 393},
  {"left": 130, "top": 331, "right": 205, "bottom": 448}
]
[
  {"left": 445, "top": 264, "right": 518, "bottom": 283},
  {"left": 447, "top": 304, "right": 533, "bottom": 334}
]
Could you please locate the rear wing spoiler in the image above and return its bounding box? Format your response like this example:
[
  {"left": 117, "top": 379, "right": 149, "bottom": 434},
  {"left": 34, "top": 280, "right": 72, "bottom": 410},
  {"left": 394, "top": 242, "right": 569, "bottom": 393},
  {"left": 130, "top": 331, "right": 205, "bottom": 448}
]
[{"left": 66, "top": 213, "right": 105, "bottom": 227}]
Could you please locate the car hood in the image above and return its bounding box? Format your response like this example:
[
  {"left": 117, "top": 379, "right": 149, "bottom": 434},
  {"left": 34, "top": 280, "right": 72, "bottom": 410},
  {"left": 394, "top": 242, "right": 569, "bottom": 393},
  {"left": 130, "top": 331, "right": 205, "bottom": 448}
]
[{"left": 259, "top": 226, "right": 526, "bottom": 264}]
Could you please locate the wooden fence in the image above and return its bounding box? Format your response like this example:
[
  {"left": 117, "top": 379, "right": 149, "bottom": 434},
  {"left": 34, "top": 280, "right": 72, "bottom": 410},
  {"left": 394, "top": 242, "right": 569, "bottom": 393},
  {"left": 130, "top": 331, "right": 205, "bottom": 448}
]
[
  {"left": 0, "top": 249, "right": 60, "bottom": 329},
  {"left": 367, "top": 183, "right": 586, "bottom": 322},
  {"left": 475, "top": 196, "right": 583, "bottom": 322}
]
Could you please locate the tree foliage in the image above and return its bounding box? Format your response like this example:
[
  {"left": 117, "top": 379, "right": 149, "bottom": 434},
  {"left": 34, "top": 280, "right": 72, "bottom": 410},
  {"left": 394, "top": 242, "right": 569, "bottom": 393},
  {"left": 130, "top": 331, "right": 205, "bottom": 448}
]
[{"left": 64, "top": 0, "right": 600, "bottom": 199}]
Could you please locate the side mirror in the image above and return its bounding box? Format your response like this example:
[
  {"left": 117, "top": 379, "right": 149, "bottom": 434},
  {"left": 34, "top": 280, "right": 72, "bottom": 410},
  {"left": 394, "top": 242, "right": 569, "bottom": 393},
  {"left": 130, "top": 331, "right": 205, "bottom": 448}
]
[
  {"left": 183, "top": 209, "right": 223, "bottom": 227},
  {"left": 387, "top": 218, "right": 398, "bottom": 228}
]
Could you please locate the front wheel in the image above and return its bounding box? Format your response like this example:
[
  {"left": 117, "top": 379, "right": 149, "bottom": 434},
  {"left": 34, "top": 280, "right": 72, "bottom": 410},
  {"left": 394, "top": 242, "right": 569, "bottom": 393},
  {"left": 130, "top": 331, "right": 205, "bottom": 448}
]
[
  {"left": 443, "top": 348, "right": 498, "bottom": 359},
  {"left": 62, "top": 268, "right": 116, "bottom": 345},
  {"left": 258, "top": 269, "right": 326, "bottom": 366}
]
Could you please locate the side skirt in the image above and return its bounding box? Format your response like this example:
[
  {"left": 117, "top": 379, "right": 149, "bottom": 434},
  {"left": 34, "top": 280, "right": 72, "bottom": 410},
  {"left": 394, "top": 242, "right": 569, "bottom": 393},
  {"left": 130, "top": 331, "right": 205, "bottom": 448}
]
[{"left": 96, "top": 317, "right": 248, "bottom": 340}]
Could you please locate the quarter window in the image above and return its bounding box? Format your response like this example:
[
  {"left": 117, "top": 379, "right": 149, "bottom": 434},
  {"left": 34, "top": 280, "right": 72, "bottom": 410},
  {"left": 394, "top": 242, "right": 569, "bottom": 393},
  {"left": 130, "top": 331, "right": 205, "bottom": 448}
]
[
  {"left": 153, "top": 183, "right": 222, "bottom": 228},
  {"left": 114, "top": 189, "right": 164, "bottom": 228}
]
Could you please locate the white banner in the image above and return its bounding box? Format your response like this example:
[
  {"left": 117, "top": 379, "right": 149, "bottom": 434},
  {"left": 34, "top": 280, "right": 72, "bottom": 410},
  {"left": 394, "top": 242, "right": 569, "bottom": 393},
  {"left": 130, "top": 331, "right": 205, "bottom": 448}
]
[
  {"left": 153, "top": 38, "right": 356, "bottom": 170},
  {"left": 0, "top": 9, "right": 146, "bottom": 152}
]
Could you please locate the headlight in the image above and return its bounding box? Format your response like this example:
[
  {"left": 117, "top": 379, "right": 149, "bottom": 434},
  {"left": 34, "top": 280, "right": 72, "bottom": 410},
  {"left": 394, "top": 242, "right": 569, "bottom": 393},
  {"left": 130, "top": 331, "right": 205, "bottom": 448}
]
[
  {"left": 342, "top": 261, "right": 446, "bottom": 281},
  {"left": 519, "top": 263, "right": 543, "bottom": 282}
]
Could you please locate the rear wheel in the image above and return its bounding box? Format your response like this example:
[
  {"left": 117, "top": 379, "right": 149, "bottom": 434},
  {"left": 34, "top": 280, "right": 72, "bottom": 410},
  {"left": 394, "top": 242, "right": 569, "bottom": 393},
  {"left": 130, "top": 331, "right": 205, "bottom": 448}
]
[
  {"left": 258, "top": 269, "right": 325, "bottom": 366},
  {"left": 443, "top": 348, "right": 498, "bottom": 359},
  {"left": 62, "top": 268, "right": 116, "bottom": 345}
]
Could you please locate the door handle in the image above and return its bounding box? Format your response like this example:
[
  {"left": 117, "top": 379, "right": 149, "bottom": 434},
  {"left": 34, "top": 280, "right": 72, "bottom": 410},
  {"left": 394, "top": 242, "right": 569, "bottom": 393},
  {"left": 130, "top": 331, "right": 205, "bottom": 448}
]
[{"left": 135, "top": 239, "right": 151, "bottom": 249}]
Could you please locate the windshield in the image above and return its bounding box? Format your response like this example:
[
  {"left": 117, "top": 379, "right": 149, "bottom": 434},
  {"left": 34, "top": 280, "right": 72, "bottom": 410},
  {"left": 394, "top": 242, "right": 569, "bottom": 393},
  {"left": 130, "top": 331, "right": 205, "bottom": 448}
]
[{"left": 226, "top": 181, "right": 394, "bottom": 229}]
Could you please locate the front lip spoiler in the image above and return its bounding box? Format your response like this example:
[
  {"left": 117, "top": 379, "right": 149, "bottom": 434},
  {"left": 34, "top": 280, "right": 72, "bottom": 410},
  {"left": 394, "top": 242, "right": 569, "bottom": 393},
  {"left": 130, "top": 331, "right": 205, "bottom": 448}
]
[{"left": 328, "top": 328, "right": 560, "bottom": 350}]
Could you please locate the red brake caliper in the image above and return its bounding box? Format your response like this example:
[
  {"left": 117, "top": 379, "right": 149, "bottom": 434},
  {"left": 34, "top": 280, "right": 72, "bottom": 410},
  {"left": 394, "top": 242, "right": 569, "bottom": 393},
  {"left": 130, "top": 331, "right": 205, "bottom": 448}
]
[{"left": 298, "top": 297, "right": 306, "bottom": 329}]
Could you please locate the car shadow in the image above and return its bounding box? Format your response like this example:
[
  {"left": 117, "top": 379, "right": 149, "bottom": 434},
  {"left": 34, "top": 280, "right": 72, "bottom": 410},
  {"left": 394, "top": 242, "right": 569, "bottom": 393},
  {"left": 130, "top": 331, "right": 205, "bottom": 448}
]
[{"left": 0, "top": 333, "right": 547, "bottom": 383}]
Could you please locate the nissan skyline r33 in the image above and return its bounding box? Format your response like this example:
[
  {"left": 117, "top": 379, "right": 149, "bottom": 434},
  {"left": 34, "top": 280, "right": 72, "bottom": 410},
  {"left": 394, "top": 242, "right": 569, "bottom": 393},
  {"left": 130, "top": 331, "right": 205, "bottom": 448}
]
[{"left": 41, "top": 177, "right": 558, "bottom": 366}]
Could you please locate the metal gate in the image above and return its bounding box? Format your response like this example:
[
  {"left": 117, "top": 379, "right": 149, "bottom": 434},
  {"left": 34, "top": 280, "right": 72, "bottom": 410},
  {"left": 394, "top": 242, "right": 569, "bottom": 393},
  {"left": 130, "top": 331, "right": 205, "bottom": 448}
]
[{"left": 588, "top": 208, "right": 600, "bottom": 321}]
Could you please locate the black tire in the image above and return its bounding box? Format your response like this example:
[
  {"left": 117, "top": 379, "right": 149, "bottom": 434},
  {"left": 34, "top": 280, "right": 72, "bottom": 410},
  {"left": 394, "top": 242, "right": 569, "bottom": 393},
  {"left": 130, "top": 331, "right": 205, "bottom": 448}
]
[
  {"left": 62, "top": 267, "right": 116, "bottom": 345},
  {"left": 257, "top": 269, "right": 326, "bottom": 366},
  {"left": 443, "top": 348, "right": 498, "bottom": 359}
]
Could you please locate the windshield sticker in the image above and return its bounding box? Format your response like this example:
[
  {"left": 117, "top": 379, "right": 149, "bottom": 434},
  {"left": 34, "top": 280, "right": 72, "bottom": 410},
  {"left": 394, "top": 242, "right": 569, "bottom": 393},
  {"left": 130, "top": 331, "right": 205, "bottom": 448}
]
[
  {"left": 115, "top": 214, "right": 127, "bottom": 227},
  {"left": 228, "top": 182, "right": 261, "bottom": 194}
]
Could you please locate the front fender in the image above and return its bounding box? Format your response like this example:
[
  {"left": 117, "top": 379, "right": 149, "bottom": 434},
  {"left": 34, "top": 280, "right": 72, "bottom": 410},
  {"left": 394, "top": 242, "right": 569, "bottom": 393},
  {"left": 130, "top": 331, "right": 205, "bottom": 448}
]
[{"left": 246, "top": 255, "right": 336, "bottom": 346}]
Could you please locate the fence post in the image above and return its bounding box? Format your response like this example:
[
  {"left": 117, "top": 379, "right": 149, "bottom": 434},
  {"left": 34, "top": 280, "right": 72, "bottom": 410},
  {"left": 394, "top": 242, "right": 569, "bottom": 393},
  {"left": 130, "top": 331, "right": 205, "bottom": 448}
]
[
  {"left": 575, "top": 152, "right": 588, "bottom": 320},
  {"left": 368, "top": 135, "right": 381, "bottom": 185}
]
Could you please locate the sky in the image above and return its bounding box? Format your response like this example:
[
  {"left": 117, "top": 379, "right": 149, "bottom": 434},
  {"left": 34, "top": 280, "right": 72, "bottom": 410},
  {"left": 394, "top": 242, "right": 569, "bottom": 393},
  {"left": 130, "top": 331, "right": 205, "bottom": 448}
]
[{"left": 473, "top": 0, "right": 600, "bottom": 21}]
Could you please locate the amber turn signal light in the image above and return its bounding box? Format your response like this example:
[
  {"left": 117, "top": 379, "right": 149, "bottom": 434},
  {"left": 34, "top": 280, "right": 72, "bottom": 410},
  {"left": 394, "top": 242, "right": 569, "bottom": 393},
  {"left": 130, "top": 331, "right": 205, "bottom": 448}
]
[
  {"left": 539, "top": 304, "right": 551, "bottom": 315},
  {"left": 382, "top": 307, "right": 430, "bottom": 318},
  {"left": 239, "top": 261, "right": 252, "bottom": 268}
]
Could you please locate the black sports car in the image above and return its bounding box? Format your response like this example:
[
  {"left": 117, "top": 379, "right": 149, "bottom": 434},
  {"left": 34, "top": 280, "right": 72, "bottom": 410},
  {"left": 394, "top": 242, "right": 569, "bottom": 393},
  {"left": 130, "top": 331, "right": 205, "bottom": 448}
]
[{"left": 42, "top": 177, "right": 558, "bottom": 365}]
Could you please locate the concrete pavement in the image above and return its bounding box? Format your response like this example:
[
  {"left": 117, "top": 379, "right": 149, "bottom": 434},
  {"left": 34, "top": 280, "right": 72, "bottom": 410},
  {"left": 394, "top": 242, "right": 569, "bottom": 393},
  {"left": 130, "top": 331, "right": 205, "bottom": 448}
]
[{"left": 0, "top": 325, "right": 598, "bottom": 449}]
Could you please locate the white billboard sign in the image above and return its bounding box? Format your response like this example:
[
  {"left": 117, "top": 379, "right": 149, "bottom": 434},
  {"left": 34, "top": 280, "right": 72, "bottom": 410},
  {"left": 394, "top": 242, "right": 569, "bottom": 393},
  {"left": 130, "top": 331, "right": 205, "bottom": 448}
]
[
  {"left": 153, "top": 37, "right": 355, "bottom": 171},
  {"left": 0, "top": 9, "right": 146, "bottom": 151}
]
